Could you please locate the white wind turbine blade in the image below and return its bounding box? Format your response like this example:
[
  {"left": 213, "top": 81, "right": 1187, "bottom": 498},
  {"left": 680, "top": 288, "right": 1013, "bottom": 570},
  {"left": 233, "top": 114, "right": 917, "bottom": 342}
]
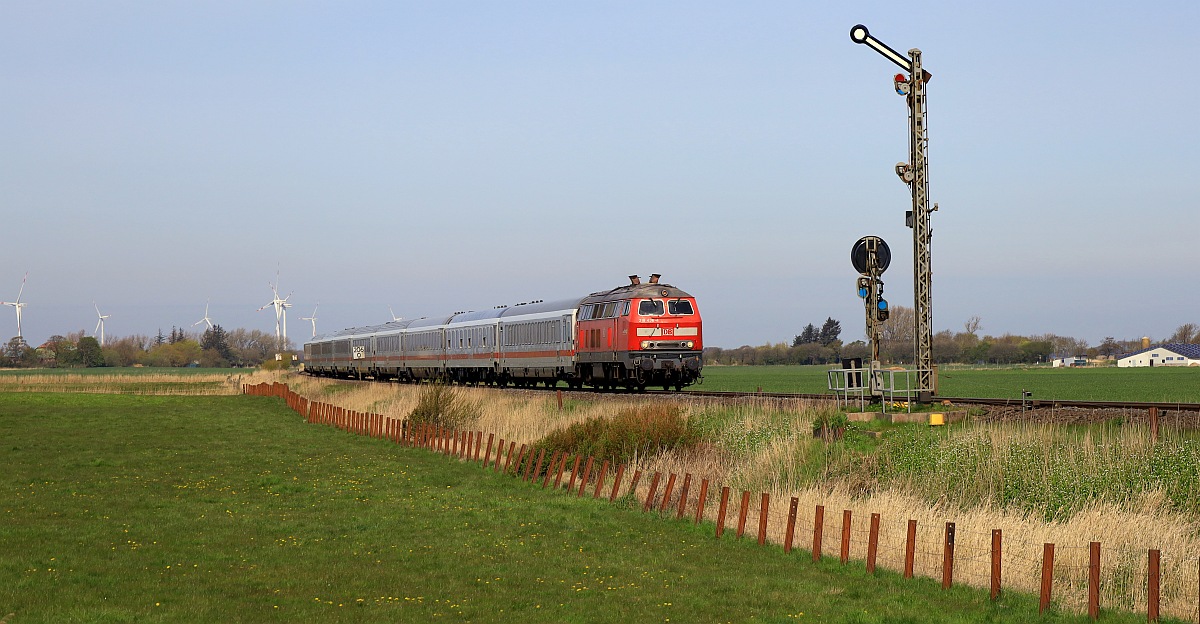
[{"left": 15, "top": 272, "right": 27, "bottom": 304}]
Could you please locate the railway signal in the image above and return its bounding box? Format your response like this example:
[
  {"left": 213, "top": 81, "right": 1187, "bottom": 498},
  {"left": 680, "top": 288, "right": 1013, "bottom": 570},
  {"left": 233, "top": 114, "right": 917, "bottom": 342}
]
[
  {"left": 852, "top": 236, "right": 890, "bottom": 366},
  {"left": 850, "top": 24, "right": 937, "bottom": 399}
]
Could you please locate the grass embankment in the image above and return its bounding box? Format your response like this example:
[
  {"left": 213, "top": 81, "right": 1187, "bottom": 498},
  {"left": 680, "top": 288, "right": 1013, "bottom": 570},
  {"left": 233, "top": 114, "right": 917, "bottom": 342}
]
[
  {"left": 1, "top": 392, "right": 1147, "bottom": 624},
  {"left": 694, "top": 364, "right": 1200, "bottom": 403},
  {"left": 0, "top": 367, "right": 248, "bottom": 395}
]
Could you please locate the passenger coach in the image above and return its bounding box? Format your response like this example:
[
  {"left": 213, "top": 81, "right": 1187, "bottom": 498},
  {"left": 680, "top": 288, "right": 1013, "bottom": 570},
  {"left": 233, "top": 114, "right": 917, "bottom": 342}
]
[{"left": 303, "top": 274, "right": 703, "bottom": 391}]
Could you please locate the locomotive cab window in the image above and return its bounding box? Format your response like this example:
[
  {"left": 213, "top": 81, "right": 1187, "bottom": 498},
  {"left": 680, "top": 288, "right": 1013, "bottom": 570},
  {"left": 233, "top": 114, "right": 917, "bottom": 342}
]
[
  {"left": 668, "top": 299, "right": 694, "bottom": 315},
  {"left": 638, "top": 299, "right": 665, "bottom": 316}
]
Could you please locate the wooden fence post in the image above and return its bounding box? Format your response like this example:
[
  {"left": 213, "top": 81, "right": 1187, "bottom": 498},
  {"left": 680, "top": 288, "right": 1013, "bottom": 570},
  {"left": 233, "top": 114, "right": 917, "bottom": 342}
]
[
  {"left": 757, "top": 493, "right": 769, "bottom": 546},
  {"left": 813, "top": 505, "right": 825, "bottom": 562},
  {"left": 735, "top": 491, "right": 750, "bottom": 538},
  {"left": 1147, "top": 549, "right": 1160, "bottom": 623},
  {"left": 715, "top": 487, "right": 730, "bottom": 538},
  {"left": 1088, "top": 541, "right": 1100, "bottom": 620},
  {"left": 643, "top": 473, "right": 662, "bottom": 512},
  {"left": 840, "top": 510, "right": 852, "bottom": 564},
  {"left": 904, "top": 520, "right": 916, "bottom": 578},
  {"left": 608, "top": 465, "right": 625, "bottom": 501},
  {"left": 658, "top": 473, "right": 677, "bottom": 513},
  {"left": 484, "top": 434, "right": 495, "bottom": 468},
  {"left": 578, "top": 457, "right": 595, "bottom": 497},
  {"left": 474, "top": 432, "right": 483, "bottom": 461},
  {"left": 542, "top": 451, "right": 560, "bottom": 489},
  {"left": 593, "top": 461, "right": 609, "bottom": 499},
  {"left": 553, "top": 454, "right": 569, "bottom": 489},
  {"left": 566, "top": 456, "right": 582, "bottom": 491},
  {"left": 867, "top": 513, "right": 880, "bottom": 573},
  {"left": 627, "top": 469, "right": 642, "bottom": 497},
  {"left": 532, "top": 449, "right": 546, "bottom": 483},
  {"left": 990, "top": 529, "right": 1002, "bottom": 600},
  {"left": 694, "top": 479, "right": 709, "bottom": 525},
  {"left": 675, "top": 474, "right": 691, "bottom": 520},
  {"left": 942, "top": 522, "right": 956, "bottom": 589},
  {"left": 505, "top": 442, "right": 517, "bottom": 474},
  {"left": 784, "top": 497, "right": 799, "bottom": 554},
  {"left": 1039, "top": 543, "right": 1055, "bottom": 614},
  {"left": 1149, "top": 406, "right": 1159, "bottom": 444},
  {"left": 516, "top": 444, "right": 530, "bottom": 477}
]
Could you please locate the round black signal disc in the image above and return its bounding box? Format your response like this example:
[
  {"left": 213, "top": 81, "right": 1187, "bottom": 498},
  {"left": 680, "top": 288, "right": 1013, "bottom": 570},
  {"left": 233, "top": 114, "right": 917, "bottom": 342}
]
[{"left": 851, "top": 236, "right": 891, "bottom": 274}]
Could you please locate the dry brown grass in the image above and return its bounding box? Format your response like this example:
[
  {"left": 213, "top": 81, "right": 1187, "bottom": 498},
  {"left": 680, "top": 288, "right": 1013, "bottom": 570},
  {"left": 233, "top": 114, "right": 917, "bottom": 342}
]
[{"left": 0, "top": 372, "right": 252, "bottom": 395}]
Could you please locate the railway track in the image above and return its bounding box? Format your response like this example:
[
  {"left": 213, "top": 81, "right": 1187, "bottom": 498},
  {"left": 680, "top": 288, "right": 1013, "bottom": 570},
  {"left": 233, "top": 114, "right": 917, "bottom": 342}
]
[
  {"left": 665, "top": 389, "right": 1200, "bottom": 412},
  {"left": 302, "top": 374, "right": 1200, "bottom": 412}
]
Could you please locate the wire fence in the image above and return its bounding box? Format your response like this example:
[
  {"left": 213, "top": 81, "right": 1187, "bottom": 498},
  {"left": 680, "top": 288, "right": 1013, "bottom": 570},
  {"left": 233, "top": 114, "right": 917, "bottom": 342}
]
[{"left": 246, "top": 381, "right": 1200, "bottom": 622}]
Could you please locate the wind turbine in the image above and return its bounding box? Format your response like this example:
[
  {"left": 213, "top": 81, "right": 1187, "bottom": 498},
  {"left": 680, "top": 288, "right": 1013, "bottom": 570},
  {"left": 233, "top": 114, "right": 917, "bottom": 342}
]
[
  {"left": 389, "top": 306, "right": 403, "bottom": 322},
  {"left": 94, "top": 302, "right": 110, "bottom": 346},
  {"left": 0, "top": 272, "right": 28, "bottom": 339},
  {"left": 193, "top": 300, "right": 214, "bottom": 330},
  {"left": 257, "top": 274, "right": 293, "bottom": 350},
  {"left": 300, "top": 303, "right": 319, "bottom": 338}
]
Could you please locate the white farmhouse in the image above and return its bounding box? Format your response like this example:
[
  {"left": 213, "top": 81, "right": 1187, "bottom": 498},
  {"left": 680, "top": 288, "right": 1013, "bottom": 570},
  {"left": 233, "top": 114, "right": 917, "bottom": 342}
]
[{"left": 1117, "top": 343, "right": 1200, "bottom": 367}]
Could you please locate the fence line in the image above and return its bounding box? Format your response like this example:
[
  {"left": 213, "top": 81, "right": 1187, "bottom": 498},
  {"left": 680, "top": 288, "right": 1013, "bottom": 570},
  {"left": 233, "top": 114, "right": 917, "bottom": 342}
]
[{"left": 244, "top": 381, "right": 1199, "bottom": 622}]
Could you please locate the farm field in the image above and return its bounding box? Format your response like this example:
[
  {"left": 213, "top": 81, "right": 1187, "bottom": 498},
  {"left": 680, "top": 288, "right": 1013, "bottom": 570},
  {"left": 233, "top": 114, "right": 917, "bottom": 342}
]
[
  {"left": 0, "top": 368, "right": 248, "bottom": 395},
  {"left": 692, "top": 364, "right": 1200, "bottom": 403},
  {"left": 0, "top": 392, "right": 1150, "bottom": 624}
]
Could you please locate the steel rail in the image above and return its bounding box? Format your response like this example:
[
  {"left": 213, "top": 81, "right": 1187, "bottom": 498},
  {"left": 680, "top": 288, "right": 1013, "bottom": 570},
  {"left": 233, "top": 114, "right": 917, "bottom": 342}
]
[{"left": 666, "top": 389, "right": 1200, "bottom": 412}]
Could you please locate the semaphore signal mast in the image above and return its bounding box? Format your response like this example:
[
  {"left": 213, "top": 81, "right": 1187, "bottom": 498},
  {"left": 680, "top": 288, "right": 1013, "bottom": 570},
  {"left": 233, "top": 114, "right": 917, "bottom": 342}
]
[{"left": 850, "top": 24, "right": 937, "bottom": 398}]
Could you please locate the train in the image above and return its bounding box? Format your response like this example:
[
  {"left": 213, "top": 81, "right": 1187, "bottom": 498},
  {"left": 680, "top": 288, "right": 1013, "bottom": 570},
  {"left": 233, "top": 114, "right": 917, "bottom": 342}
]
[{"left": 302, "top": 274, "right": 703, "bottom": 391}]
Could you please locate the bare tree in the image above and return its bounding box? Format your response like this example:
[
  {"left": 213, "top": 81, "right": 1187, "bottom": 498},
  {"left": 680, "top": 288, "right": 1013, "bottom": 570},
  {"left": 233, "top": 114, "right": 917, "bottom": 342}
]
[
  {"left": 1169, "top": 323, "right": 1198, "bottom": 344},
  {"left": 963, "top": 315, "right": 982, "bottom": 336}
]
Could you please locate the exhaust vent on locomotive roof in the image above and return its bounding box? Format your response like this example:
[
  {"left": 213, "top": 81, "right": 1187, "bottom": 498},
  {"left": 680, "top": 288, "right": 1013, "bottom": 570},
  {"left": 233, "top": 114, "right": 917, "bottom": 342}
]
[
  {"left": 648, "top": 273, "right": 661, "bottom": 284},
  {"left": 629, "top": 275, "right": 641, "bottom": 285}
]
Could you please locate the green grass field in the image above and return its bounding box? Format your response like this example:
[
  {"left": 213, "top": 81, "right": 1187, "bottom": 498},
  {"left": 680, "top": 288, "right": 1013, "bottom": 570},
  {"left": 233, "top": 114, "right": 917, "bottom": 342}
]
[
  {"left": 1, "top": 392, "right": 1160, "bottom": 623},
  {"left": 693, "top": 365, "right": 1200, "bottom": 403}
]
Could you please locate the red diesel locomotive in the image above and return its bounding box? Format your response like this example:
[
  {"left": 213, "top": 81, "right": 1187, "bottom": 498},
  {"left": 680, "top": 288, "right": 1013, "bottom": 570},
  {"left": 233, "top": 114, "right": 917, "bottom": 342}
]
[{"left": 302, "top": 274, "right": 703, "bottom": 391}]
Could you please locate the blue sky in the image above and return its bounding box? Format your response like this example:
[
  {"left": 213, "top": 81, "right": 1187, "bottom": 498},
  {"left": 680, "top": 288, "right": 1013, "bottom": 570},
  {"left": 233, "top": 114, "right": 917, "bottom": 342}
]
[{"left": 2, "top": 1, "right": 1197, "bottom": 349}]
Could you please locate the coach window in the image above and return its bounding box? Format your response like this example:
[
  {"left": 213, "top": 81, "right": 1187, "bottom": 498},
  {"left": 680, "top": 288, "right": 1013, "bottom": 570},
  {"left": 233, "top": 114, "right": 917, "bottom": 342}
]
[
  {"left": 621, "top": 300, "right": 631, "bottom": 316},
  {"left": 600, "top": 302, "right": 615, "bottom": 318}
]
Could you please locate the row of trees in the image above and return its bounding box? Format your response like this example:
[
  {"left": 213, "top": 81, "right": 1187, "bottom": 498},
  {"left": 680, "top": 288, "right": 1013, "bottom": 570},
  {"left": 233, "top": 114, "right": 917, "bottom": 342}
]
[
  {"left": 706, "top": 308, "right": 1200, "bottom": 367},
  {"left": 0, "top": 327, "right": 293, "bottom": 369}
]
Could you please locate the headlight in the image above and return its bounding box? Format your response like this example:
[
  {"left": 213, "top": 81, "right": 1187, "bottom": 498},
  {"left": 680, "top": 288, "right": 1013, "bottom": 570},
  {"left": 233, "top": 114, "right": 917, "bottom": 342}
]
[
  {"left": 641, "top": 341, "right": 650, "bottom": 349},
  {"left": 684, "top": 341, "right": 694, "bottom": 349}
]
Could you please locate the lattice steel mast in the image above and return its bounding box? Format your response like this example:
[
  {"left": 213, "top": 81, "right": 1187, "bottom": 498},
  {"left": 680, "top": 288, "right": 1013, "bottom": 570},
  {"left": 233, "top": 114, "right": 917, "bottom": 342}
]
[{"left": 905, "top": 49, "right": 934, "bottom": 395}]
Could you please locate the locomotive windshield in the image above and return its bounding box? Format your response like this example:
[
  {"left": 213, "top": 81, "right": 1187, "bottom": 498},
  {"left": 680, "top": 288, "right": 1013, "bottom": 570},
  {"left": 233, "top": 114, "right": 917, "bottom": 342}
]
[
  {"left": 638, "top": 299, "right": 665, "bottom": 316},
  {"left": 668, "top": 299, "right": 694, "bottom": 315}
]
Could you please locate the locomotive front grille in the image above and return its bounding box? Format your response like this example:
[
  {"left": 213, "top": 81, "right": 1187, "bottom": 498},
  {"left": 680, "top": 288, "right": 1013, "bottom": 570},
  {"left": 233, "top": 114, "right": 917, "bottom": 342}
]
[{"left": 639, "top": 340, "right": 695, "bottom": 350}]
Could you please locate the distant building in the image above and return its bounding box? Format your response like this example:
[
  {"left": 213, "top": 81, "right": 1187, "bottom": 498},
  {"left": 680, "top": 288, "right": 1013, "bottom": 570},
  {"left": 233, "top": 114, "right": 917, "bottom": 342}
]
[
  {"left": 1052, "top": 356, "right": 1088, "bottom": 368},
  {"left": 1116, "top": 343, "right": 1200, "bottom": 368}
]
